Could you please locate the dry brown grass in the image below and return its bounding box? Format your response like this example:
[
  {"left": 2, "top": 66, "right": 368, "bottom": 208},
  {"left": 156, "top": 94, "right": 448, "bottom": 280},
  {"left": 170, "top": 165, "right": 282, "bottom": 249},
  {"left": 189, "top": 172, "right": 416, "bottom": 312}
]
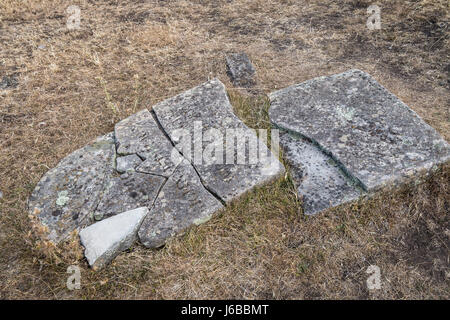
[{"left": 0, "top": 0, "right": 449, "bottom": 299}]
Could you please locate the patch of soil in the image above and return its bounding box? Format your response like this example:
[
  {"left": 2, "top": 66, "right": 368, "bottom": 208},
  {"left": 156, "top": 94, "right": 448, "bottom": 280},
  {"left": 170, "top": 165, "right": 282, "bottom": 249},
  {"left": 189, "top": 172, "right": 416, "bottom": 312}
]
[
  {"left": 383, "top": 167, "right": 450, "bottom": 284},
  {"left": 394, "top": 213, "right": 450, "bottom": 282}
]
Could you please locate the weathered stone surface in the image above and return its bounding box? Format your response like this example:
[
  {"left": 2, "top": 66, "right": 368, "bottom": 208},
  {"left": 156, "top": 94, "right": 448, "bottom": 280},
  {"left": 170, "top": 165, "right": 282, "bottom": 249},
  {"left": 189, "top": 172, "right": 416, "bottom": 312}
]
[
  {"left": 94, "top": 172, "right": 165, "bottom": 221},
  {"left": 29, "top": 79, "right": 286, "bottom": 251},
  {"left": 138, "top": 159, "right": 223, "bottom": 248},
  {"left": 280, "top": 131, "right": 361, "bottom": 215},
  {"left": 226, "top": 52, "right": 256, "bottom": 87},
  {"left": 153, "top": 78, "right": 285, "bottom": 202},
  {"left": 0, "top": 73, "right": 18, "bottom": 89},
  {"left": 116, "top": 154, "right": 142, "bottom": 173},
  {"left": 115, "top": 109, "right": 178, "bottom": 177},
  {"left": 269, "top": 69, "right": 450, "bottom": 192},
  {"left": 28, "top": 133, "right": 116, "bottom": 243},
  {"left": 80, "top": 207, "right": 148, "bottom": 270}
]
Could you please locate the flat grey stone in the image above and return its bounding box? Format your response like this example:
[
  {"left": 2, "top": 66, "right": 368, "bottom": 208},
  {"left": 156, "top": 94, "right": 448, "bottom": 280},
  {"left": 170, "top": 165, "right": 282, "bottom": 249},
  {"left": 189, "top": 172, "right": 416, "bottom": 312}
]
[
  {"left": 153, "top": 78, "right": 285, "bottom": 203},
  {"left": 280, "top": 131, "right": 361, "bottom": 215},
  {"left": 226, "top": 52, "right": 256, "bottom": 88},
  {"left": 116, "top": 154, "right": 142, "bottom": 173},
  {"left": 269, "top": 69, "right": 450, "bottom": 192},
  {"left": 115, "top": 109, "right": 179, "bottom": 177},
  {"left": 138, "top": 159, "right": 224, "bottom": 248},
  {"left": 94, "top": 171, "right": 165, "bottom": 221},
  {"left": 28, "top": 133, "right": 116, "bottom": 243},
  {"left": 80, "top": 207, "right": 148, "bottom": 270}
]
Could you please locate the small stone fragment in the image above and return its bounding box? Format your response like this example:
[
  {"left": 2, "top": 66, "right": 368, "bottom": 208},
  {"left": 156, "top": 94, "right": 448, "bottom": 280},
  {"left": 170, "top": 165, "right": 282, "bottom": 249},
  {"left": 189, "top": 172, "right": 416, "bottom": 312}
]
[
  {"left": 0, "top": 73, "right": 19, "bottom": 90},
  {"left": 138, "top": 159, "right": 223, "bottom": 248},
  {"left": 226, "top": 53, "right": 256, "bottom": 87},
  {"left": 80, "top": 207, "right": 148, "bottom": 270},
  {"left": 94, "top": 171, "right": 165, "bottom": 221},
  {"left": 280, "top": 131, "right": 361, "bottom": 215},
  {"left": 116, "top": 154, "right": 142, "bottom": 173}
]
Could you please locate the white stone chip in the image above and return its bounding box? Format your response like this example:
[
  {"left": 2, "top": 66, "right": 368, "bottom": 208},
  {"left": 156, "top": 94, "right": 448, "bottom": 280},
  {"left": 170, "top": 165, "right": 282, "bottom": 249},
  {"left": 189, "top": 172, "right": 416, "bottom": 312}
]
[{"left": 79, "top": 207, "right": 148, "bottom": 270}]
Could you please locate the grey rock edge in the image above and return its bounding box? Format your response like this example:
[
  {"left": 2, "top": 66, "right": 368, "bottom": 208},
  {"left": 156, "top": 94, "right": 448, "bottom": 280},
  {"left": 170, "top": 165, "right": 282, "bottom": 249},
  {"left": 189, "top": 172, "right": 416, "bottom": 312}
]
[
  {"left": 80, "top": 207, "right": 148, "bottom": 270},
  {"left": 28, "top": 78, "right": 284, "bottom": 267},
  {"left": 270, "top": 69, "right": 450, "bottom": 213}
]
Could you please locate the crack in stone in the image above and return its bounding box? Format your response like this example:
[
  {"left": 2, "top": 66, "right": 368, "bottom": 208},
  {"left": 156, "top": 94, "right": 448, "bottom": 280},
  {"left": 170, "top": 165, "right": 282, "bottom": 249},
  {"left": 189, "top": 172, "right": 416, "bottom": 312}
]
[
  {"left": 93, "top": 131, "right": 167, "bottom": 222},
  {"left": 269, "top": 70, "right": 450, "bottom": 194},
  {"left": 271, "top": 121, "right": 368, "bottom": 192},
  {"left": 149, "top": 108, "right": 227, "bottom": 205},
  {"left": 188, "top": 161, "right": 227, "bottom": 206}
]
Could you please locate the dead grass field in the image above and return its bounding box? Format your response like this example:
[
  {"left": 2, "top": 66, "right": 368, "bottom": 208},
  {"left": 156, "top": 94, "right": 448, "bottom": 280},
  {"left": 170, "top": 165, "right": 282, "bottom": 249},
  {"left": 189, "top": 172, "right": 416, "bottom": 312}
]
[{"left": 0, "top": 0, "right": 449, "bottom": 299}]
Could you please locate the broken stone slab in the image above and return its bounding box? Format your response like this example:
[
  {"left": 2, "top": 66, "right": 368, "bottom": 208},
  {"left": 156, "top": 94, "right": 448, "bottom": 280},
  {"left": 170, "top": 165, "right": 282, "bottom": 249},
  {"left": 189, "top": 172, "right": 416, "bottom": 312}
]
[
  {"left": 116, "top": 154, "right": 143, "bottom": 173},
  {"left": 80, "top": 207, "right": 148, "bottom": 270},
  {"left": 226, "top": 52, "right": 256, "bottom": 88},
  {"left": 269, "top": 69, "right": 450, "bottom": 192},
  {"left": 93, "top": 171, "right": 165, "bottom": 221},
  {"left": 28, "top": 79, "right": 285, "bottom": 250},
  {"left": 114, "top": 109, "right": 179, "bottom": 177},
  {"left": 152, "top": 78, "right": 285, "bottom": 203},
  {"left": 28, "top": 133, "right": 116, "bottom": 243},
  {"left": 138, "top": 159, "right": 224, "bottom": 248},
  {"left": 280, "top": 131, "right": 362, "bottom": 215}
]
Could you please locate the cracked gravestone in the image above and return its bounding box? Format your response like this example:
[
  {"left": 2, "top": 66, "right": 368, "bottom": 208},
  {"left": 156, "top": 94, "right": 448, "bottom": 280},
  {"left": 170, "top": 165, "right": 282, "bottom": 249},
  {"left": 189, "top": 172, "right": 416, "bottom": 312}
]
[
  {"left": 28, "top": 78, "right": 285, "bottom": 267},
  {"left": 80, "top": 207, "right": 148, "bottom": 270},
  {"left": 138, "top": 159, "right": 224, "bottom": 248},
  {"left": 153, "top": 78, "right": 285, "bottom": 203},
  {"left": 270, "top": 69, "right": 450, "bottom": 213},
  {"left": 226, "top": 53, "right": 256, "bottom": 88}
]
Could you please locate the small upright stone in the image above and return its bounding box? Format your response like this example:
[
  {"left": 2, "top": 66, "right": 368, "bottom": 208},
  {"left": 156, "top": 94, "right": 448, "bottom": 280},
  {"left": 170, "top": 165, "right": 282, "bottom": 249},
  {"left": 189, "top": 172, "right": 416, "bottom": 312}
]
[
  {"left": 80, "top": 207, "right": 148, "bottom": 270},
  {"left": 226, "top": 53, "right": 256, "bottom": 88}
]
